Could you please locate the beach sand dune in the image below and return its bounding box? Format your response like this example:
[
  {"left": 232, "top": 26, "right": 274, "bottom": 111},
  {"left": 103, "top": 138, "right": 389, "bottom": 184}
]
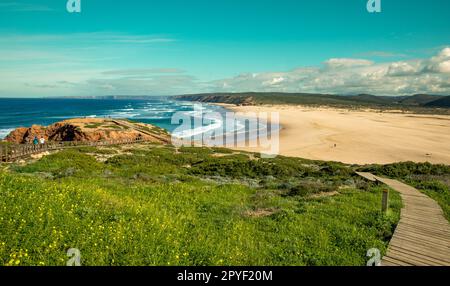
[{"left": 226, "top": 105, "right": 450, "bottom": 165}]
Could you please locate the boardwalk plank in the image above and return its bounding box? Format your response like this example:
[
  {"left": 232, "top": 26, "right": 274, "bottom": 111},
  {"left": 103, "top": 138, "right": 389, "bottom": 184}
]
[
  {"left": 395, "top": 227, "right": 450, "bottom": 244},
  {"left": 390, "top": 235, "right": 450, "bottom": 253},
  {"left": 386, "top": 249, "right": 444, "bottom": 266},
  {"left": 381, "top": 256, "right": 414, "bottom": 266},
  {"left": 389, "top": 241, "right": 450, "bottom": 262},
  {"left": 389, "top": 245, "right": 450, "bottom": 265}
]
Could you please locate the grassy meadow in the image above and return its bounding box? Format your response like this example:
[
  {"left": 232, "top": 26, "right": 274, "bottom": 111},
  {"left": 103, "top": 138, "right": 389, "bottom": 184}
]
[{"left": 0, "top": 143, "right": 413, "bottom": 266}]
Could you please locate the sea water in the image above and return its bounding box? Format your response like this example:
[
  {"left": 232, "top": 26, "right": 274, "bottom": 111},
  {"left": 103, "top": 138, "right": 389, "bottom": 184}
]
[{"left": 0, "top": 97, "right": 277, "bottom": 145}]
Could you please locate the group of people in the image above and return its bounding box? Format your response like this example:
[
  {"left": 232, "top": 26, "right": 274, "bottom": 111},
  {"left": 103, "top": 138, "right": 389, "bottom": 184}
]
[{"left": 32, "top": 136, "right": 46, "bottom": 145}]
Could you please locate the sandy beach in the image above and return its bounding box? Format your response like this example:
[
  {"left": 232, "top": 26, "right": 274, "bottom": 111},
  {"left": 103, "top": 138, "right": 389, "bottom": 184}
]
[{"left": 220, "top": 104, "right": 450, "bottom": 165}]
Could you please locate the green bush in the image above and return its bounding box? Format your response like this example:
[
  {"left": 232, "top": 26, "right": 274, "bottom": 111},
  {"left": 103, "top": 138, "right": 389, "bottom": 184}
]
[
  {"left": 361, "top": 162, "right": 450, "bottom": 177},
  {"left": 14, "top": 150, "right": 104, "bottom": 178},
  {"left": 285, "top": 180, "right": 336, "bottom": 197}
]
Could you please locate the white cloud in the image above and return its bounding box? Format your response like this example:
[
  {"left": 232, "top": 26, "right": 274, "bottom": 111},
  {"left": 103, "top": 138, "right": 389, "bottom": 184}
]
[
  {"left": 357, "top": 51, "right": 407, "bottom": 58},
  {"left": 423, "top": 47, "right": 450, "bottom": 73},
  {"left": 324, "top": 58, "right": 374, "bottom": 69},
  {"left": 1, "top": 44, "right": 450, "bottom": 97},
  {"left": 438, "top": 61, "right": 450, "bottom": 73},
  {"left": 210, "top": 47, "right": 450, "bottom": 96},
  {"left": 0, "top": 2, "right": 54, "bottom": 12},
  {"left": 387, "top": 61, "right": 420, "bottom": 76},
  {"left": 263, "top": 76, "right": 285, "bottom": 86},
  {"left": 0, "top": 33, "right": 177, "bottom": 46},
  {"left": 102, "top": 68, "right": 185, "bottom": 76},
  {"left": 81, "top": 74, "right": 199, "bottom": 95}
]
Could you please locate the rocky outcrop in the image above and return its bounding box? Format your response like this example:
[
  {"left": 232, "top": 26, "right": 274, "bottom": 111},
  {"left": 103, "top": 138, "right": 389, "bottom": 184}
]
[{"left": 5, "top": 118, "right": 171, "bottom": 144}]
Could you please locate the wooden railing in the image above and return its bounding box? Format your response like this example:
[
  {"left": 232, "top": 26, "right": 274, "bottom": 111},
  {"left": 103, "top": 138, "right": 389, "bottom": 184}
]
[{"left": 0, "top": 137, "right": 149, "bottom": 162}]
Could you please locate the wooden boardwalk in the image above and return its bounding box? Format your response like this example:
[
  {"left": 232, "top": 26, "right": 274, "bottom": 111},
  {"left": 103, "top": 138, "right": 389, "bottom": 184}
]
[
  {"left": 0, "top": 137, "right": 153, "bottom": 162},
  {"left": 356, "top": 172, "right": 450, "bottom": 266}
]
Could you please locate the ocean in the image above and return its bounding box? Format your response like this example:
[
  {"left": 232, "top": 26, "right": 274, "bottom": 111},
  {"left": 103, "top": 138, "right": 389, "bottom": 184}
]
[{"left": 0, "top": 98, "right": 276, "bottom": 144}]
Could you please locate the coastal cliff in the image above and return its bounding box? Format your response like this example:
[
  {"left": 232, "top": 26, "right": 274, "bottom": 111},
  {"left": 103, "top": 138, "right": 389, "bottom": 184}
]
[{"left": 5, "top": 118, "right": 171, "bottom": 144}]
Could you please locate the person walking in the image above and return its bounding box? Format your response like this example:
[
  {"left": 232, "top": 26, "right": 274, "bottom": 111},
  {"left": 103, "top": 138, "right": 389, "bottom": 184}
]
[
  {"left": 33, "top": 136, "right": 39, "bottom": 145},
  {"left": 40, "top": 137, "right": 46, "bottom": 145}
]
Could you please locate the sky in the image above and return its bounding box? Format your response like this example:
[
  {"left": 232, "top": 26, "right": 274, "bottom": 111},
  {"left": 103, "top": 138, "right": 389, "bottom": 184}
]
[{"left": 0, "top": 0, "right": 449, "bottom": 97}]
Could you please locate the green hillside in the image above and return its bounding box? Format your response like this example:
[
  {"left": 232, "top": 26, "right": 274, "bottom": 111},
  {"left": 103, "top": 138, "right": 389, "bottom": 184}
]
[
  {"left": 175, "top": 92, "right": 450, "bottom": 113},
  {"left": 0, "top": 143, "right": 402, "bottom": 266},
  {"left": 425, "top": 96, "right": 450, "bottom": 108},
  {"left": 1, "top": 143, "right": 449, "bottom": 266}
]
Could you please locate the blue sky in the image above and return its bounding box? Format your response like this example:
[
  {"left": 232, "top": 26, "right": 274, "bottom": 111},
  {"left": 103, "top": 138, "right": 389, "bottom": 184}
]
[{"left": 0, "top": 0, "right": 449, "bottom": 97}]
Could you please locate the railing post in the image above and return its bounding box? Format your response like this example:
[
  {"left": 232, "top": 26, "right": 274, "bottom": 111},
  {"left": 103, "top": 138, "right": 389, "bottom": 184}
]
[{"left": 382, "top": 189, "right": 389, "bottom": 213}]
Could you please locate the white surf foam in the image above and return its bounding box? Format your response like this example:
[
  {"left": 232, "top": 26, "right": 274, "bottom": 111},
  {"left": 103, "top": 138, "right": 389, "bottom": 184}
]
[{"left": 0, "top": 128, "right": 14, "bottom": 139}]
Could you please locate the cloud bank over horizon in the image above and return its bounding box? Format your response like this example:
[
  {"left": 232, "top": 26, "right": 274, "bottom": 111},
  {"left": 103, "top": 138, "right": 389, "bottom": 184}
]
[
  {"left": 3, "top": 46, "right": 449, "bottom": 98},
  {"left": 210, "top": 47, "right": 450, "bottom": 96}
]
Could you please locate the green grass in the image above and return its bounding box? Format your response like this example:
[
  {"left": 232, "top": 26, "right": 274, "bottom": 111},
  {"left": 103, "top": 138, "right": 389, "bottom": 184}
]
[
  {"left": 73, "top": 146, "right": 118, "bottom": 155},
  {"left": 0, "top": 141, "right": 17, "bottom": 156},
  {"left": 134, "top": 124, "right": 169, "bottom": 135},
  {"left": 0, "top": 141, "right": 14, "bottom": 147},
  {"left": 0, "top": 145, "right": 405, "bottom": 266},
  {"left": 0, "top": 172, "right": 400, "bottom": 266},
  {"left": 105, "top": 125, "right": 125, "bottom": 130},
  {"left": 84, "top": 123, "right": 103, "bottom": 129},
  {"left": 13, "top": 150, "right": 104, "bottom": 179}
]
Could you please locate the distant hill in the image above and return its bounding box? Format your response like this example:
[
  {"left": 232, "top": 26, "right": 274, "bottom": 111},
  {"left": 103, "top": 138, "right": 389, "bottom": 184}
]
[
  {"left": 176, "top": 92, "right": 377, "bottom": 106},
  {"left": 174, "top": 93, "right": 256, "bottom": 105},
  {"left": 346, "top": 94, "right": 402, "bottom": 105},
  {"left": 424, "top": 96, "right": 450, "bottom": 108},
  {"left": 397, "top": 94, "right": 446, "bottom": 106},
  {"left": 174, "top": 92, "right": 449, "bottom": 110}
]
